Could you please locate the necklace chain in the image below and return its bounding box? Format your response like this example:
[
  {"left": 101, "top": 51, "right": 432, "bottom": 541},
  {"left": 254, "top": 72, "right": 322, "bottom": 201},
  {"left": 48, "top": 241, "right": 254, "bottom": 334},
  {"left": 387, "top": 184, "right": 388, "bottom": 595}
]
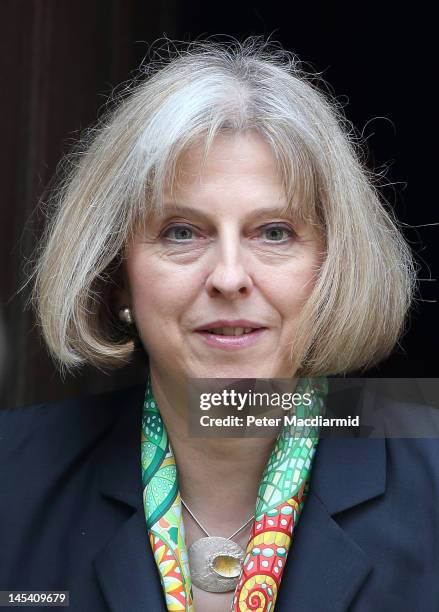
[{"left": 181, "top": 498, "right": 254, "bottom": 541}]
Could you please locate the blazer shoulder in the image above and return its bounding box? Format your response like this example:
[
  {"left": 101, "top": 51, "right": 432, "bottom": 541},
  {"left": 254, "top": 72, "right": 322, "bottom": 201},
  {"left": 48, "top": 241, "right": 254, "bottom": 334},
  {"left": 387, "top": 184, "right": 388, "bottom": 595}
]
[
  {"left": 0, "top": 383, "right": 146, "bottom": 463},
  {"left": 365, "top": 386, "right": 439, "bottom": 474}
]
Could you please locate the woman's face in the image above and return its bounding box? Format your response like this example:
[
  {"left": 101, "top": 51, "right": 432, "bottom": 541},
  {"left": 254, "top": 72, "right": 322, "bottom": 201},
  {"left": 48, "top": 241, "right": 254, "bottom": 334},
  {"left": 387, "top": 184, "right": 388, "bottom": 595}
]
[{"left": 123, "top": 131, "right": 323, "bottom": 382}]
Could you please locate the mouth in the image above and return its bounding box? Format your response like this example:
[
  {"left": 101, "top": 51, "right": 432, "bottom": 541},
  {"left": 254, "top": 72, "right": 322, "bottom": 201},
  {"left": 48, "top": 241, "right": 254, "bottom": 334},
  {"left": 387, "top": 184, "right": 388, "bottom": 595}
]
[
  {"left": 194, "top": 322, "right": 267, "bottom": 350},
  {"left": 201, "top": 327, "right": 260, "bottom": 336}
]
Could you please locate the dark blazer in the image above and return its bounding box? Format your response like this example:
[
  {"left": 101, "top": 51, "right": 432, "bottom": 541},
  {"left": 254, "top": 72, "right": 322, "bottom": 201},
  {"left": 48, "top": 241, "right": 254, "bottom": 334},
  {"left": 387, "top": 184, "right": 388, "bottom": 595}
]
[{"left": 0, "top": 382, "right": 438, "bottom": 612}]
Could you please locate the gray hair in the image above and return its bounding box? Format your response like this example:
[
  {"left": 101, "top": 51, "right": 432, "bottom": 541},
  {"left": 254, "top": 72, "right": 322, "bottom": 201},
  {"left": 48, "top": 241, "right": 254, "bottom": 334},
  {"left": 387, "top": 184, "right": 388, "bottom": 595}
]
[{"left": 32, "top": 37, "right": 416, "bottom": 375}]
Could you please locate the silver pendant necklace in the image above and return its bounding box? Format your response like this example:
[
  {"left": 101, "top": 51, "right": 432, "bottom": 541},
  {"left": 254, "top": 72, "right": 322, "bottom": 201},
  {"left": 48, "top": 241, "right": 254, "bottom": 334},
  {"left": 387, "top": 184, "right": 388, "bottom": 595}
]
[{"left": 181, "top": 498, "right": 254, "bottom": 593}]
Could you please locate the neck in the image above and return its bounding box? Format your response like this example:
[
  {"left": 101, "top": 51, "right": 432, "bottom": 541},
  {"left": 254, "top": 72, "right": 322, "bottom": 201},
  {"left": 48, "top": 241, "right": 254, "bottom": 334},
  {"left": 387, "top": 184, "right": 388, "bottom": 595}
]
[{"left": 149, "top": 364, "right": 280, "bottom": 530}]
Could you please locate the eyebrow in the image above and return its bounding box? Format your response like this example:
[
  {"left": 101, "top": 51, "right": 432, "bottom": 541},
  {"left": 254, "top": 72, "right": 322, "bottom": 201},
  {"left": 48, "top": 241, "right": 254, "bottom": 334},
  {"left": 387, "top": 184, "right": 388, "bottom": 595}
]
[{"left": 159, "top": 203, "right": 299, "bottom": 221}]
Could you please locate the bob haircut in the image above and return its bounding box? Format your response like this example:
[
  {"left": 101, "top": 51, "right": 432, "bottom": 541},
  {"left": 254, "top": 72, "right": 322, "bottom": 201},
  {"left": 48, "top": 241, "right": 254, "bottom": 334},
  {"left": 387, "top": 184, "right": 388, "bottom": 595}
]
[{"left": 32, "top": 37, "right": 415, "bottom": 376}]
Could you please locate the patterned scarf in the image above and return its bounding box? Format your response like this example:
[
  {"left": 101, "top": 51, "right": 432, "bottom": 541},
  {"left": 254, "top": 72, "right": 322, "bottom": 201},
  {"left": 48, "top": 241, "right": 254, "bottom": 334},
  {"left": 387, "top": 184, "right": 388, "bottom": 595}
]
[{"left": 141, "top": 376, "right": 327, "bottom": 611}]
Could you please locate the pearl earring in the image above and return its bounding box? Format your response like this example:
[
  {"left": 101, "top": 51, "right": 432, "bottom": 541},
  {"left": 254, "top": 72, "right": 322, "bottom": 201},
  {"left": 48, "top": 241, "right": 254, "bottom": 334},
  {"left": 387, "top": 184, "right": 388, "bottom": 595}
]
[{"left": 118, "top": 307, "right": 134, "bottom": 325}]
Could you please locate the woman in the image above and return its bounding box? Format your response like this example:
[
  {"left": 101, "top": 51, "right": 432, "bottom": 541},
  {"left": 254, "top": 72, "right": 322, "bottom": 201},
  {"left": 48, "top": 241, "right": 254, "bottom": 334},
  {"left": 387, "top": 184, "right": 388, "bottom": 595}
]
[{"left": 1, "top": 39, "right": 437, "bottom": 612}]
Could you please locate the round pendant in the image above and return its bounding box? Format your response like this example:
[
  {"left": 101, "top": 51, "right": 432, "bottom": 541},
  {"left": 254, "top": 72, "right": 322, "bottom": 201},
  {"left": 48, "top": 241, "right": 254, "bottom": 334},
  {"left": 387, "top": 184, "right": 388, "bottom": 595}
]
[{"left": 188, "top": 536, "right": 245, "bottom": 593}]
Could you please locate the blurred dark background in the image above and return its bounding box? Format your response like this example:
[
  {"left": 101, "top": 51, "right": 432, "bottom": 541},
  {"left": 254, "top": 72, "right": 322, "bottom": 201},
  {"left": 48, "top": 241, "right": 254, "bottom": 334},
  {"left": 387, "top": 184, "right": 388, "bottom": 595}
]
[{"left": 1, "top": 0, "right": 437, "bottom": 409}]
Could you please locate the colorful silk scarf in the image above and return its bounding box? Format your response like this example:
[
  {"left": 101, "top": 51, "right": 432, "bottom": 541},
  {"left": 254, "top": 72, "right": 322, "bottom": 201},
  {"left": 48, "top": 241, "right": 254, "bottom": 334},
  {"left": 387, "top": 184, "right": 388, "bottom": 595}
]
[{"left": 141, "top": 377, "right": 327, "bottom": 611}]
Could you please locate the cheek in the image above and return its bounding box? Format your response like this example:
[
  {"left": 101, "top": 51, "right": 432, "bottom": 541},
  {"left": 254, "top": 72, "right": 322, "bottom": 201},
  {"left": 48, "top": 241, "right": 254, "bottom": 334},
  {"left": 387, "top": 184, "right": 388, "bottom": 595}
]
[
  {"left": 126, "top": 256, "right": 201, "bottom": 326},
  {"left": 260, "top": 255, "right": 320, "bottom": 317}
]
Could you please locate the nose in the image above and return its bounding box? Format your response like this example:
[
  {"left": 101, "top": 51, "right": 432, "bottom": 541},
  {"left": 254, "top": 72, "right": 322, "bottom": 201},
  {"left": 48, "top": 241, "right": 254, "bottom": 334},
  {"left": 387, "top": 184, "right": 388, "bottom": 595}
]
[{"left": 205, "top": 231, "right": 253, "bottom": 300}]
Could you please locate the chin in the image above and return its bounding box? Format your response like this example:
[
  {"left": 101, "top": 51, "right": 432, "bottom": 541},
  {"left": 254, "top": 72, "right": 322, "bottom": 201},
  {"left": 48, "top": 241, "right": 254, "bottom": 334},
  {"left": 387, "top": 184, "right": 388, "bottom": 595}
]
[{"left": 197, "top": 364, "right": 275, "bottom": 379}]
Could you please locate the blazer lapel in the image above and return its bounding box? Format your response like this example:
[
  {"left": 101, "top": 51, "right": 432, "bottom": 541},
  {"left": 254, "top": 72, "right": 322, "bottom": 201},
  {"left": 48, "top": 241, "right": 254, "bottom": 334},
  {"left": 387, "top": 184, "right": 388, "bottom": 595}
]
[
  {"left": 276, "top": 435, "right": 387, "bottom": 612},
  {"left": 93, "top": 383, "right": 167, "bottom": 612},
  {"left": 94, "top": 507, "right": 166, "bottom": 612}
]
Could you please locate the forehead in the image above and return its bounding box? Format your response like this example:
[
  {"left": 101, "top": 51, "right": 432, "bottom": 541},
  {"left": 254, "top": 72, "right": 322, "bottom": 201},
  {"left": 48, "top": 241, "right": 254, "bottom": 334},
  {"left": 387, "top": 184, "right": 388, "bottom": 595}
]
[
  {"left": 157, "top": 148, "right": 284, "bottom": 232},
  {"left": 139, "top": 129, "right": 323, "bottom": 233},
  {"left": 162, "top": 131, "right": 287, "bottom": 212},
  {"left": 171, "top": 130, "right": 280, "bottom": 183},
  {"left": 163, "top": 133, "right": 285, "bottom": 217}
]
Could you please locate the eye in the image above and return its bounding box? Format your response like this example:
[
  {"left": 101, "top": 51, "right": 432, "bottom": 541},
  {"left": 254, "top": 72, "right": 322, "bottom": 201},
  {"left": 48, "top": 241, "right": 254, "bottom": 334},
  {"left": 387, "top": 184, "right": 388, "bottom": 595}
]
[
  {"left": 260, "top": 223, "right": 295, "bottom": 243},
  {"left": 161, "top": 224, "right": 196, "bottom": 242}
]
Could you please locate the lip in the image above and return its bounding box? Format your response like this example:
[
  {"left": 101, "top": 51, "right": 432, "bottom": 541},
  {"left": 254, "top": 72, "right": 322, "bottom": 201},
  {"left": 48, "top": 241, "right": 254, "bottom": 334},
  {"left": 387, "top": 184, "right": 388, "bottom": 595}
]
[
  {"left": 194, "top": 320, "right": 267, "bottom": 351},
  {"left": 194, "top": 319, "right": 265, "bottom": 331}
]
